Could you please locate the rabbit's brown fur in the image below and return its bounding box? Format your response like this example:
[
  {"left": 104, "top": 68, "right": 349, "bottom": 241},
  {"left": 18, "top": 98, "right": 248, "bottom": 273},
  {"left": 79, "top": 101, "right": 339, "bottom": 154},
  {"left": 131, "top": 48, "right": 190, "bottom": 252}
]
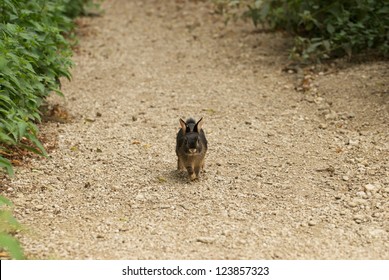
[{"left": 176, "top": 117, "right": 208, "bottom": 180}]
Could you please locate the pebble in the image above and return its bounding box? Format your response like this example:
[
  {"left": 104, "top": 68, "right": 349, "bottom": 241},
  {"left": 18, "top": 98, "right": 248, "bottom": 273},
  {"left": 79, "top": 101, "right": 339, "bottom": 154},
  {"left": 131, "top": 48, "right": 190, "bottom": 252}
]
[
  {"left": 348, "top": 201, "right": 358, "bottom": 207},
  {"left": 342, "top": 176, "right": 349, "bottom": 181},
  {"left": 35, "top": 205, "right": 44, "bottom": 211},
  {"left": 135, "top": 193, "right": 145, "bottom": 201},
  {"left": 347, "top": 139, "right": 359, "bottom": 146},
  {"left": 325, "top": 111, "right": 338, "bottom": 121},
  {"left": 347, "top": 198, "right": 366, "bottom": 207},
  {"left": 364, "top": 184, "right": 377, "bottom": 192},
  {"left": 372, "top": 212, "right": 381, "bottom": 218},
  {"left": 334, "top": 194, "right": 343, "bottom": 200},
  {"left": 196, "top": 237, "right": 216, "bottom": 244},
  {"left": 353, "top": 214, "right": 365, "bottom": 223},
  {"left": 318, "top": 123, "right": 327, "bottom": 129},
  {"left": 355, "top": 191, "right": 367, "bottom": 199},
  {"left": 308, "top": 220, "right": 317, "bottom": 226},
  {"left": 216, "top": 176, "right": 224, "bottom": 182}
]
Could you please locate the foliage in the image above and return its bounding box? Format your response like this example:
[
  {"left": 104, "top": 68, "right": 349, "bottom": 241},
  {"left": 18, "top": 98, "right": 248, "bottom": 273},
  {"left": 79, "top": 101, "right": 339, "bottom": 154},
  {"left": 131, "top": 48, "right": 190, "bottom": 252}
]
[
  {"left": 215, "top": 0, "right": 389, "bottom": 61},
  {"left": 0, "top": 195, "right": 24, "bottom": 259},
  {"left": 0, "top": 0, "right": 96, "bottom": 175}
]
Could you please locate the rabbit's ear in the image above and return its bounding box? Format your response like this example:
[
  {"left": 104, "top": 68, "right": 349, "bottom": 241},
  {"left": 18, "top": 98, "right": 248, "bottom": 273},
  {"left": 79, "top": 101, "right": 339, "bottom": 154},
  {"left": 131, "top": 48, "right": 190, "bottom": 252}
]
[
  {"left": 194, "top": 117, "right": 203, "bottom": 132},
  {"left": 179, "top": 118, "right": 187, "bottom": 135}
]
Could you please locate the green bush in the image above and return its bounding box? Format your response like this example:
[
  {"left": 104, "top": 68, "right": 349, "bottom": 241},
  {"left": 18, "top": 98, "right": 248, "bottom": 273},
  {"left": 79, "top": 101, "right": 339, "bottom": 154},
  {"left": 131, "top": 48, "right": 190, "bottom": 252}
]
[
  {"left": 0, "top": 0, "right": 96, "bottom": 259},
  {"left": 0, "top": 0, "right": 95, "bottom": 175},
  {"left": 216, "top": 0, "right": 389, "bottom": 61}
]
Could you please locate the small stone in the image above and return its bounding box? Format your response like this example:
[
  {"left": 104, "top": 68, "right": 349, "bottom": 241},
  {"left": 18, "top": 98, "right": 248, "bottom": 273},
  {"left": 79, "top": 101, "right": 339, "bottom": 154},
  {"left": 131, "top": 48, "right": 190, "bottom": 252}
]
[
  {"left": 135, "top": 193, "right": 145, "bottom": 201},
  {"left": 347, "top": 139, "right": 359, "bottom": 146},
  {"left": 364, "top": 183, "right": 377, "bottom": 192},
  {"left": 325, "top": 111, "right": 338, "bottom": 121},
  {"left": 342, "top": 176, "right": 349, "bottom": 181},
  {"left": 7, "top": 187, "right": 14, "bottom": 192},
  {"left": 96, "top": 112, "right": 102, "bottom": 117},
  {"left": 308, "top": 220, "right": 317, "bottom": 226},
  {"left": 372, "top": 212, "right": 381, "bottom": 218},
  {"left": 35, "top": 205, "right": 44, "bottom": 211},
  {"left": 352, "top": 198, "right": 367, "bottom": 205},
  {"left": 353, "top": 214, "right": 365, "bottom": 223},
  {"left": 334, "top": 194, "right": 343, "bottom": 200},
  {"left": 305, "top": 95, "right": 315, "bottom": 103},
  {"left": 348, "top": 201, "right": 358, "bottom": 207},
  {"left": 216, "top": 176, "right": 224, "bottom": 182},
  {"left": 318, "top": 123, "right": 327, "bottom": 129},
  {"left": 196, "top": 237, "right": 216, "bottom": 244},
  {"left": 355, "top": 191, "right": 367, "bottom": 199}
]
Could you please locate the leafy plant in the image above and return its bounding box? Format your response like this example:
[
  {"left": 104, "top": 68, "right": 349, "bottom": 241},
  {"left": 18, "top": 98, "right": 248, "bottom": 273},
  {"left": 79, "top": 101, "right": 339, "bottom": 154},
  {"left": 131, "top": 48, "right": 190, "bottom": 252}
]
[
  {"left": 0, "top": 195, "right": 24, "bottom": 259},
  {"left": 0, "top": 0, "right": 98, "bottom": 175},
  {"left": 215, "top": 0, "right": 389, "bottom": 61}
]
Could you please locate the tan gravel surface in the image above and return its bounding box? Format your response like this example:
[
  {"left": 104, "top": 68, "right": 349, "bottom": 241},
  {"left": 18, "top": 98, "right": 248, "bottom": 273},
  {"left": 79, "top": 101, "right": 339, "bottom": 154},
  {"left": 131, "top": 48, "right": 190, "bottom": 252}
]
[{"left": 1, "top": 0, "right": 389, "bottom": 259}]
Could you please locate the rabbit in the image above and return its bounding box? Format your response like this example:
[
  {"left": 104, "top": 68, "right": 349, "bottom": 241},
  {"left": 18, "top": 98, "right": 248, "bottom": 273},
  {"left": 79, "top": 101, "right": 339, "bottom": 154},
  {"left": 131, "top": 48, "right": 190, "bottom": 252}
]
[{"left": 176, "top": 117, "right": 208, "bottom": 180}]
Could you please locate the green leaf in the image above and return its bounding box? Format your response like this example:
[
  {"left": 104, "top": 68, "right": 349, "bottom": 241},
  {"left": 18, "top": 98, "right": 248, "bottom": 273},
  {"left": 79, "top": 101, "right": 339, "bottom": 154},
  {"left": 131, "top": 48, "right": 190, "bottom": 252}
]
[
  {"left": 24, "top": 133, "right": 47, "bottom": 156},
  {"left": 327, "top": 23, "right": 335, "bottom": 34},
  {"left": 0, "top": 57, "right": 8, "bottom": 72},
  {"left": 0, "top": 232, "right": 25, "bottom": 260},
  {"left": 0, "top": 156, "right": 14, "bottom": 176},
  {"left": 0, "top": 195, "right": 13, "bottom": 207}
]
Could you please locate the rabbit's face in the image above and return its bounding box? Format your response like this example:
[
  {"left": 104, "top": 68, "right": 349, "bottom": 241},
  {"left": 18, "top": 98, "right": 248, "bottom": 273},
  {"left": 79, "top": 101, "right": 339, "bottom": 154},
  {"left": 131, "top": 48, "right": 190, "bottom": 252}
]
[{"left": 184, "top": 133, "right": 202, "bottom": 154}]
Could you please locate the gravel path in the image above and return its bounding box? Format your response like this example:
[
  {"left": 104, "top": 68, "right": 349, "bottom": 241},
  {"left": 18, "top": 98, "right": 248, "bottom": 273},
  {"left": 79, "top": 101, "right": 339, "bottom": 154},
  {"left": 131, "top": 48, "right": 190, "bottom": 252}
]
[{"left": 2, "top": 0, "right": 389, "bottom": 259}]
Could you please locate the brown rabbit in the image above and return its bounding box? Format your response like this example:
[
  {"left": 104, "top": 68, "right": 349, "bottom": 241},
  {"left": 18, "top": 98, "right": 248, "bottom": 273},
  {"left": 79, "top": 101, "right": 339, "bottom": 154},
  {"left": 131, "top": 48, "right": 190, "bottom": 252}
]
[{"left": 176, "top": 117, "right": 208, "bottom": 180}]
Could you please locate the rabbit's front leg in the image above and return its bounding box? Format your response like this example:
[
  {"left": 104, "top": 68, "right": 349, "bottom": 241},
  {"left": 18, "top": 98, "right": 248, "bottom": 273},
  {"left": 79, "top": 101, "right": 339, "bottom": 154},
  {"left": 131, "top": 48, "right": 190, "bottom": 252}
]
[
  {"left": 186, "top": 166, "right": 197, "bottom": 181},
  {"left": 194, "top": 165, "right": 201, "bottom": 179},
  {"left": 177, "top": 157, "right": 185, "bottom": 171}
]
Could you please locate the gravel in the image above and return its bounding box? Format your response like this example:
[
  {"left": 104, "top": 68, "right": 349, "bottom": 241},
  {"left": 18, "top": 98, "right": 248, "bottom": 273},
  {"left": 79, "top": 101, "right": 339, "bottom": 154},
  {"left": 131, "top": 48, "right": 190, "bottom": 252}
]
[{"left": 1, "top": 0, "right": 388, "bottom": 260}]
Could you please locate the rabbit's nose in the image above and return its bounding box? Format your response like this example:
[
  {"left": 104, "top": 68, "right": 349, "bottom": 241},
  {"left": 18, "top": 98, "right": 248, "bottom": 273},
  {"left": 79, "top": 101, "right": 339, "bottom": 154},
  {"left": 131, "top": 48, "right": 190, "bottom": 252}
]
[{"left": 189, "top": 148, "right": 197, "bottom": 154}]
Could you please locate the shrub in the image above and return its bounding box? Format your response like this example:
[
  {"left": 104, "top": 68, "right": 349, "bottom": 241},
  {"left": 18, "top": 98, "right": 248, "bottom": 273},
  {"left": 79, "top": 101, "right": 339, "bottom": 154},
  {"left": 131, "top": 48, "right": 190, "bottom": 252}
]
[
  {"left": 0, "top": 0, "right": 95, "bottom": 175},
  {"left": 215, "top": 0, "right": 389, "bottom": 61}
]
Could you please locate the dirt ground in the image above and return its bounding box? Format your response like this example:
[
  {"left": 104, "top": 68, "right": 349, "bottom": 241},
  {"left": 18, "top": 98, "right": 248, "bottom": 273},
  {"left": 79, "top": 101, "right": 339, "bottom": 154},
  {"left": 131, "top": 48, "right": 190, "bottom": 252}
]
[{"left": 1, "top": 0, "right": 388, "bottom": 259}]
